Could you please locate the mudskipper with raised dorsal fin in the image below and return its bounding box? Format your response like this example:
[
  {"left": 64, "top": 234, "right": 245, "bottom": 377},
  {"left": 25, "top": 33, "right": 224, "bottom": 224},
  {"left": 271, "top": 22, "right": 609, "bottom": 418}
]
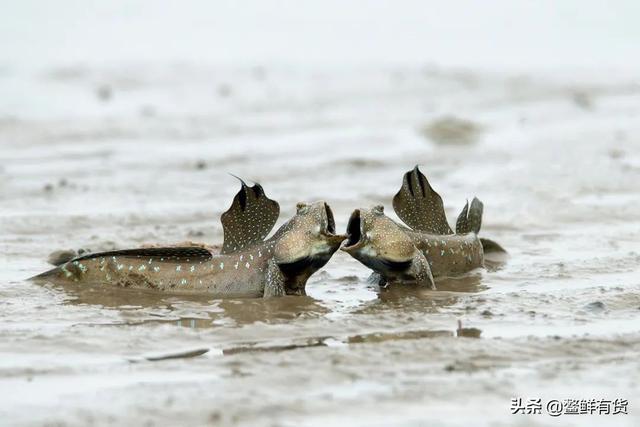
[
  {"left": 31, "top": 179, "right": 346, "bottom": 298},
  {"left": 341, "top": 166, "right": 506, "bottom": 289}
]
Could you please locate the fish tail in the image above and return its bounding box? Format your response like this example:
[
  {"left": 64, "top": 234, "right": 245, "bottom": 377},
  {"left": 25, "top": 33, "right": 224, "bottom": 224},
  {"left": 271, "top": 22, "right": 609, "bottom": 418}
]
[
  {"left": 29, "top": 262, "right": 77, "bottom": 282},
  {"left": 479, "top": 238, "right": 507, "bottom": 254}
]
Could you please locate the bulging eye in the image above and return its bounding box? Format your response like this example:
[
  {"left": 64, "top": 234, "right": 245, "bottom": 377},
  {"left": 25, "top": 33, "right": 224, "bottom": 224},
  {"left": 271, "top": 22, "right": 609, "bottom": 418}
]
[
  {"left": 296, "top": 202, "right": 309, "bottom": 214},
  {"left": 372, "top": 205, "right": 384, "bottom": 215}
]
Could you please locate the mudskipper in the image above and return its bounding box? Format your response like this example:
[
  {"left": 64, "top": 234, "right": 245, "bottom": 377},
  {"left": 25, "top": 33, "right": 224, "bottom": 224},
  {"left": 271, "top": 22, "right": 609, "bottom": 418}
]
[
  {"left": 341, "top": 166, "right": 505, "bottom": 289},
  {"left": 31, "top": 180, "right": 346, "bottom": 297}
]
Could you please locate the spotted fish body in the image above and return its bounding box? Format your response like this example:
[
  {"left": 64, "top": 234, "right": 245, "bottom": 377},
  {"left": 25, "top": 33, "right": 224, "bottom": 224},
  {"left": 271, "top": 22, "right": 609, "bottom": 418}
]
[
  {"left": 407, "top": 230, "right": 484, "bottom": 277},
  {"left": 40, "top": 246, "right": 274, "bottom": 297},
  {"left": 31, "top": 181, "right": 345, "bottom": 298},
  {"left": 342, "top": 167, "right": 503, "bottom": 289}
]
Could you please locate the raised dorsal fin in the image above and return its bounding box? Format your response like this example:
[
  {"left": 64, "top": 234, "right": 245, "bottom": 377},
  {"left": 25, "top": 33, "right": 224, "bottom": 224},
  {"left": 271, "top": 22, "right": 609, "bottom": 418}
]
[
  {"left": 220, "top": 178, "right": 280, "bottom": 254},
  {"left": 455, "top": 197, "right": 483, "bottom": 234},
  {"left": 392, "top": 166, "right": 453, "bottom": 235}
]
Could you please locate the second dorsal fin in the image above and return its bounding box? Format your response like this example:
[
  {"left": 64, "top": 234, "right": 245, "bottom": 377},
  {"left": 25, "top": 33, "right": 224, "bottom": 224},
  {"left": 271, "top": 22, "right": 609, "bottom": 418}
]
[
  {"left": 392, "top": 166, "right": 453, "bottom": 235},
  {"left": 220, "top": 178, "right": 280, "bottom": 254},
  {"left": 455, "top": 197, "right": 483, "bottom": 234}
]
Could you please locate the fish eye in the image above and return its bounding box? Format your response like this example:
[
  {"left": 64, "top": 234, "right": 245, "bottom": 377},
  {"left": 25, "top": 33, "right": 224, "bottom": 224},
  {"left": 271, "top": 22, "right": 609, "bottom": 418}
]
[{"left": 296, "top": 202, "right": 309, "bottom": 214}]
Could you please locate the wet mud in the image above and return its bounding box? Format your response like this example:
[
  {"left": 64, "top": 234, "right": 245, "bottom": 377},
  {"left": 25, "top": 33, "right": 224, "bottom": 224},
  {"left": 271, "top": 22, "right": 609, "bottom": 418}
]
[{"left": 1, "top": 65, "right": 639, "bottom": 426}]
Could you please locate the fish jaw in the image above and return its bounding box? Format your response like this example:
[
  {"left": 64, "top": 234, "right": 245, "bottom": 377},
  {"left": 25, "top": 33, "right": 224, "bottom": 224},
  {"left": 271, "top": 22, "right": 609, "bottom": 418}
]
[{"left": 342, "top": 206, "right": 428, "bottom": 284}]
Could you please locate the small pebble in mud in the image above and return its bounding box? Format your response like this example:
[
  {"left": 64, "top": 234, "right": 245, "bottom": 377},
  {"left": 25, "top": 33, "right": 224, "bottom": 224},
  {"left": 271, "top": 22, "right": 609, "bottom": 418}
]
[
  {"left": 187, "top": 230, "right": 205, "bottom": 237},
  {"left": 609, "top": 148, "right": 625, "bottom": 159},
  {"left": 444, "top": 360, "right": 481, "bottom": 372},
  {"left": 456, "top": 320, "right": 482, "bottom": 338},
  {"left": 47, "top": 249, "right": 77, "bottom": 266},
  {"left": 195, "top": 160, "right": 207, "bottom": 170},
  {"left": 43, "top": 183, "right": 54, "bottom": 192},
  {"left": 481, "top": 309, "right": 493, "bottom": 317},
  {"left": 570, "top": 90, "right": 593, "bottom": 110},
  {"left": 96, "top": 84, "right": 112, "bottom": 102},
  {"left": 584, "top": 301, "right": 606, "bottom": 313},
  {"left": 422, "top": 116, "right": 482, "bottom": 145}
]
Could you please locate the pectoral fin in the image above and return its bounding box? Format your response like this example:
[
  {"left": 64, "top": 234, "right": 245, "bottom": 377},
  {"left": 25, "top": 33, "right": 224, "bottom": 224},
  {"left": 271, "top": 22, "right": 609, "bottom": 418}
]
[
  {"left": 367, "top": 272, "right": 388, "bottom": 287},
  {"left": 410, "top": 251, "right": 436, "bottom": 289},
  {"left": 392, "top": 166, "right": 453, "bottom": 235},
  {"left": 263, "top": 258, "right": 286, "bottom": 297},
  {"left": 221, "top": 178, "right": 280, "bottom": 254}
]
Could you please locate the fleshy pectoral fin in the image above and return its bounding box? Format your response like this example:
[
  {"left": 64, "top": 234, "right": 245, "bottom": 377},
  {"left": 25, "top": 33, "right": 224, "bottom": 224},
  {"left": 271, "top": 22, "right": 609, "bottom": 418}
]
[
  {"left": 263, "top": 258, "right": 286, "bottom": 297},
  {"left": 411, "top": 251, "right": 436, "bottom": 290},
  {"left": 367, "top": 272, "right": 388, "bottom": 287},
  {"left": 456, "top": 197, "right": 483, "bottom": 234},
  {"left": 221, "top": 178, "right": 280, "bottom": 254},
  {"left": 392, "top": 166, "right": 453, "bottom": 235}
]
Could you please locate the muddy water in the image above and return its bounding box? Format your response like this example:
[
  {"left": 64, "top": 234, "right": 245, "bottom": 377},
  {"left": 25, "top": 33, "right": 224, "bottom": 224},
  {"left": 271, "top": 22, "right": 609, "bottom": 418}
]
[{"left": 1, "top": 66, "right": 639, "bottom": 426}]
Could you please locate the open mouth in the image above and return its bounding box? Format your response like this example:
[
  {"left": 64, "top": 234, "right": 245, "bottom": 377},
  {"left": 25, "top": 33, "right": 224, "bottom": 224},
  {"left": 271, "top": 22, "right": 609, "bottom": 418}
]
[
  {"left": 324, "top": 202, "right": 336, "bottom": 234},
  {"left": 343, "top": 209, "right": 362, "bottom": 248}
]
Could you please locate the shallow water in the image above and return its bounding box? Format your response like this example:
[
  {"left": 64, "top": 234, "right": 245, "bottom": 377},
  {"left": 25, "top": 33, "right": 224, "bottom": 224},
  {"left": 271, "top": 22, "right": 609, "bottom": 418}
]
[{"left": 1, "top": 65, "right": 639, "bottom": 426}]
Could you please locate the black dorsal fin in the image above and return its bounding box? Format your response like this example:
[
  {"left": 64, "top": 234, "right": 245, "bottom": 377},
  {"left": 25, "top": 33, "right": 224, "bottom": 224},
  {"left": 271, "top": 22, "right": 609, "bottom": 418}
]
[
  {"left": 392, "top": 166, "right": 453, "bottom": 235},
  {"left": 72, "top": 246, "right": 213, "bottom": 262},
  {"left": 220, "top": 178, "right": 280, "bottom": 254}
]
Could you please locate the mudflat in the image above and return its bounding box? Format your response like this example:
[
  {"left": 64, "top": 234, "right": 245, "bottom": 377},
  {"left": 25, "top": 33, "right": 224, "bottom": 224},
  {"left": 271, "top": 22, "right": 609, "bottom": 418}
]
[{"left": 1, "top": 65, "right": 639, "bottom": 426}]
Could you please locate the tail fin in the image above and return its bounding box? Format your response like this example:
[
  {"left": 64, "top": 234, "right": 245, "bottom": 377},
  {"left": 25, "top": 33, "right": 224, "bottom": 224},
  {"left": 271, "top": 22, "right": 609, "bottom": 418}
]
[
  {"left": 29, "top": 266, "right": 65, "bottom": 282},
  {"left": 479, "top": 238, "right": 507, "bottom": 254},
  {"left": 455, "top": 197, "right": 483, "bottom": 234}
]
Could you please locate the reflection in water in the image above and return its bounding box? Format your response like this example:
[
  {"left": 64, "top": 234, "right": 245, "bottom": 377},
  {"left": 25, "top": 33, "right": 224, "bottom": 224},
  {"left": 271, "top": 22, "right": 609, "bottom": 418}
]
[
  {"left": 50, "top": 281, "right": 328, "bottom": 328},
  {"left": 356, "top": 270, "right": 488, "bottom": 314},
  {"left": 41, "top": 260, "right": 501, "bottom": 329}
]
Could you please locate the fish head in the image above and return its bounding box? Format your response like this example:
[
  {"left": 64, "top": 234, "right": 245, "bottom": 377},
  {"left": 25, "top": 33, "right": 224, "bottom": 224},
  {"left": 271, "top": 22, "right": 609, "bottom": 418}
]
[
  {"left": 341, "top": 205, "right": 416, "bottom": 275},
  {"left": 273, "top": 201, "right": 346, "bottom": 294}
]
